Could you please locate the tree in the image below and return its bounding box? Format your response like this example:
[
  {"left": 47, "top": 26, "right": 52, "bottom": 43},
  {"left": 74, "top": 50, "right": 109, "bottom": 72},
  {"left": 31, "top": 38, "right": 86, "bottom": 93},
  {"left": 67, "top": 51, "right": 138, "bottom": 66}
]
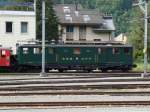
[
  {"left": 36, "top": 0, "right": 58, "bottom": 41},
  {"left": 128, "top": 6, "right": 150, "bottom": 61},
  {"left": 0, "top": 0, "right": 33, "bottom": 11}
]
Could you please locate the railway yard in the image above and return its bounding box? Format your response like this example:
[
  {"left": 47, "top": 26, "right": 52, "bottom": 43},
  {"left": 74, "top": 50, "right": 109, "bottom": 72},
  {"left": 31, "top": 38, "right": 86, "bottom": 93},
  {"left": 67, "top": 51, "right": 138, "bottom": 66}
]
[
  {"left": 0, "top": 72, "right": 149, "bottom": 111},
  {"left": 0, "top": 0, "right": 150, "bottom": 111}
]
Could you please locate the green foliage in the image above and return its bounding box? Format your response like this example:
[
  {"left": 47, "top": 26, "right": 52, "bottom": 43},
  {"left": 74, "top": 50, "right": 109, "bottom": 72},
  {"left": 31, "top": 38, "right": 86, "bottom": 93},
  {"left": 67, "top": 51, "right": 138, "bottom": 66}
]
[
  {"left": 120, "top": 0, "right": 133, "bottom": 11},
  {"left": 133, "top": 61, "right": 150, "bottom": 72},
  {"left": 36, "top": 0, "right": 58, "bottom": 41},
  {"left": 0, "top": 0, "right": 33, "bottom": 11},
  {"left": 128, "top": 9, "right": 143, "bottom": 60},
  {"left": 128, "top": 6, "right": 150, "bottom": 60}
]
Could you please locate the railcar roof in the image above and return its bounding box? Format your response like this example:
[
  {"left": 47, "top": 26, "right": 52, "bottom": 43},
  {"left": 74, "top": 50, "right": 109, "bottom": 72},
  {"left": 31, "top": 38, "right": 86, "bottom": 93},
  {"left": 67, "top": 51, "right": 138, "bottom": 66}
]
[{"left": 18, "top": 44, "right": 132, "bottom": 48}]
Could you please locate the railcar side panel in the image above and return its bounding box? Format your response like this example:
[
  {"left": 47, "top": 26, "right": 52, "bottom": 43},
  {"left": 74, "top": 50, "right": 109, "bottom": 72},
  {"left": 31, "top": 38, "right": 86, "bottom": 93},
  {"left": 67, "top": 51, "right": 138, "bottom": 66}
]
[
  {"left": 16, "top": 44, "right": 134, "bottom": 72},
  {"left": 98, "top": 46, "right": 133, "bottom": 70},
  {"left": 54, "top": 46, "right": 97, "bottom": 69}
]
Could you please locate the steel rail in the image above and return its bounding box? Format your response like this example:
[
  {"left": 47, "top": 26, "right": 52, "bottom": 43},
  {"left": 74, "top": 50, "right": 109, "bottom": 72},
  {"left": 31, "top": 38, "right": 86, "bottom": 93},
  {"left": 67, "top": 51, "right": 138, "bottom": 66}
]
[
  {"left": 0, "top": 77, "right": 150, "bottom": 86},
  {"left": 0, "top": 72, "right": 143, "bottom": 76},
  {"left": 0, "top": 101, "right": 150, "bottom": 107},
  {"left": 0, "top": 91, "right": 150, "bottom": 96},
  {"left": 0, "top": 73, "right": 143, "bottom": 81},
  {"left": 0, "top": 84, "right": 150, "bottom": 91}
]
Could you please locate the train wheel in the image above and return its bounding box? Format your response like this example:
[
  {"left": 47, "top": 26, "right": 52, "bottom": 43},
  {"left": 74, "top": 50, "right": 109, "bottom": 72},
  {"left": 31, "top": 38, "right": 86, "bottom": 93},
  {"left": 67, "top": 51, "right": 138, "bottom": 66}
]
[
  {"left": 16, "top": 66, "right": 24, "bottom": 73},
  {"left": 45, "top": 69, "right": 50, "bottom": 73},
  {"left": 101, "top": 69, "right": 108, "bottom": 73},
  {"left": 58, "top": 69, "right": 64, "bottom": 73},
  {"left": 87, "top": 69, "right": 92, "bottom": 73},
  {"left": 121, "top": 69, "right": 129, "bottom": 72}
]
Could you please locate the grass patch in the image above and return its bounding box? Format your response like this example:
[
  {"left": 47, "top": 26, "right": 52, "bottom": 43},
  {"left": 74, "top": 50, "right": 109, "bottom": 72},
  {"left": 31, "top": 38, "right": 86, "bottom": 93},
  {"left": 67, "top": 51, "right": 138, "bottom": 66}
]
[{"left": 133, "top": 61, "right": 150, "bottom": 72}]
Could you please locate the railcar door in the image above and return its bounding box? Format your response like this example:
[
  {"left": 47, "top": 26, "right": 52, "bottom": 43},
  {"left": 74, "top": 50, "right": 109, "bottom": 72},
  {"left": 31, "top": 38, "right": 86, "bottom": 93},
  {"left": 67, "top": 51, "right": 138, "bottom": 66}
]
[
  {"left": 98, "top": 47, "right": 111, "bottom": 69},
  {"left": 98, "top": 47, "right": 107, "bottom": 68},
  {"left": 45, "top": 47, "right": 56, "bottom": 65}
]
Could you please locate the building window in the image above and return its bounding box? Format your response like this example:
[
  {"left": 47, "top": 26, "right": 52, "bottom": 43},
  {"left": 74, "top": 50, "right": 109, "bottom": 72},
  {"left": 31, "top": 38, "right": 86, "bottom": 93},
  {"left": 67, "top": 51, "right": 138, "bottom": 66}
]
[
  {"left": 63, "top": 6, "right": 70, "bottom": 13},
  {"left": 21, "top": 22, "right": 28, "bottom": 33},
  {"left": 79, "top": 26, "right": 86, "bottom": 41},
  {"left": 83, "top": 15, "right": 90, "bottom": 22},
  {"left": 65, "top": 15, "right": 72, "bottom": 22},
  {"left": 66, "top": 25, "right": 74, "bottom": 32},
  {"left": 6, "top": 22, "right": 12, "bottom": 33},
  {"left": 66, "top": 25, "right": 74, "bottom": 40}
]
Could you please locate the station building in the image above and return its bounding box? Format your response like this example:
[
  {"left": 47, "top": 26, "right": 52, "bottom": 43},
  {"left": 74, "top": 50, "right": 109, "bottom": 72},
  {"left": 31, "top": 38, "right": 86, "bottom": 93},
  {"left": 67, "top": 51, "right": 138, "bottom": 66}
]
[{"left": 0, "top": 10, "right": 36, "bottom": 54}]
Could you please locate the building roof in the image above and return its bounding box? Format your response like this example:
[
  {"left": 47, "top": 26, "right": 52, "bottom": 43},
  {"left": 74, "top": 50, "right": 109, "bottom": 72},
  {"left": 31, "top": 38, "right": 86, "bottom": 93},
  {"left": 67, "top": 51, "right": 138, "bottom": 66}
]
[
  {"left": 54, "top": 4, "right": 115, "bottom": 31},
  {"left": 0, "top": 10, "right": 35, "bottom": 16}
]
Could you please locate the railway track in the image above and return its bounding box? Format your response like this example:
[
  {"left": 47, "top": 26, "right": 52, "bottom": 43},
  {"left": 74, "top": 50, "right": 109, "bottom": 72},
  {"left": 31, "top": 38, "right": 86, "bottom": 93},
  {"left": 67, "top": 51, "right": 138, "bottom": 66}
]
[
  {"left": 0, "top": 75, "right": 150, "bottom": 90},
  {"left": 0, "top": 72, "right": 150, "bottom": 108}
]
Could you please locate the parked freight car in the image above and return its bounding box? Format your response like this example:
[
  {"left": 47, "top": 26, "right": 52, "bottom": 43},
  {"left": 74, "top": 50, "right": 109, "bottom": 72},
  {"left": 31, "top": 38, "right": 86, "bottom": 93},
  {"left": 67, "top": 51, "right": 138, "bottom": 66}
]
[{"left": 16, "top": 44, "right": 135, "bottom": 72}]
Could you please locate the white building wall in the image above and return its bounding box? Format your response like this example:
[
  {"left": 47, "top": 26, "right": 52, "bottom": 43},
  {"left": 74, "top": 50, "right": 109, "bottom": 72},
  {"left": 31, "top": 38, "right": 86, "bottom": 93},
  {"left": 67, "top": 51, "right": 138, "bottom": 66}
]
[
  {"left": 86, "top": 27, "right": 110, "bottom": 41},
  {"left": 114, "top": 33, "right": 127, "bottom": 44},
  {"left": 0, "top": 11, "right": 35, "bottom": 54},
  {"left": 61, "top": 25, "right": 111, "bottom": 42}
]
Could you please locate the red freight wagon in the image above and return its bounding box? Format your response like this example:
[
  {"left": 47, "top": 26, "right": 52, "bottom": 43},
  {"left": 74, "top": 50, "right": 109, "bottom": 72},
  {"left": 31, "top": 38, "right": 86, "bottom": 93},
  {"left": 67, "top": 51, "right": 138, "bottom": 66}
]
[{"left": 0, "top": 48, "right": 11, "bottom": 67}]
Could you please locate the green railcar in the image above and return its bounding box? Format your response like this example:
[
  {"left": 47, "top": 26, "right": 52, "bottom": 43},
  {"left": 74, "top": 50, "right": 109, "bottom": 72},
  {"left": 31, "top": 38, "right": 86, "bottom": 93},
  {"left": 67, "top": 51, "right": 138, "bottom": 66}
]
[{"left": 17, "top": 44, "right": 134, "bottom": 72}]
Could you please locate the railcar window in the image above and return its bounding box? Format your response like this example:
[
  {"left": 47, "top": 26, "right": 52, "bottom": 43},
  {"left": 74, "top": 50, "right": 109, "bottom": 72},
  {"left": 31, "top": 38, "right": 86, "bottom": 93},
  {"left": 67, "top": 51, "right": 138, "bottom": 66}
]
[
  {"left": 124, "top": 48, "right": 129, "bottom": 54},
  {"left": 64, "top": 49, "right": 68, "bottom": 53},
  {"left": 48, "top": 48, "right": 54, "bottom": 54},
  {"left": 113, "top": 48, "right": 119, "bottom": 54},
  {"left": 2, "top": 50, "right": 6, "bottom": 55},
  {"left": 86, "top": 49, "right": 90, "bottom": 53},
  {"left": 98, "top": 48, "right": 105, "bottom": 54},
  {"left": 23, "top": 48, "right": 28, "bottom": 54},
  {"left": 34, "top": 48, "right": 41, "bottom": 54},
  {"left": 74, "top": 48, "right": 80, "bottom": 55},
  {"left": 1, "top": 50, "right": 6, "bottom": 57}
]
